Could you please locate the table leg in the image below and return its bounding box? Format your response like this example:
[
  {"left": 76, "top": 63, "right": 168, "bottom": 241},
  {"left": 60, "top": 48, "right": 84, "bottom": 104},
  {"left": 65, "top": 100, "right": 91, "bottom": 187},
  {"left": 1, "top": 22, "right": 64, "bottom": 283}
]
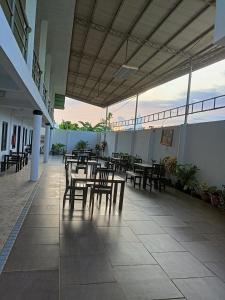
[
  {"left": 119, "top": 182, "right": 125, "bottom": 211},
  {"left": 113, "top": 182, "right": 118, "bottom": 204},
  {"left": 70, "top": 179, "right": 75, "bottom": 210},
  {"left": 143, "top": 169, "right": 148, "bottom": 189}
]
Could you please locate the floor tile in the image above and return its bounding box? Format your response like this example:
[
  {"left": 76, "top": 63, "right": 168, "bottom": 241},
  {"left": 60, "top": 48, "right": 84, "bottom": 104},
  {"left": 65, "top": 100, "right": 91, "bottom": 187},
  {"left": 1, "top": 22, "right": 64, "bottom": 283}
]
[
  {"left": 205, "top": 262, "right": 225, "bottom": 283},
  {"left": 4, "top": 244, "right": 59, "bottom": 271},
  {"left": 152, "top": 216, "right": 187, "bottom": 227},
  {"left": 181, "top": 241, "right": 225, "bottom": 262},
  {"left": 174, "top": 277, "right": 225, "bottom": 300},
  {"left": 23, "top": 214, "right": 59, "bottom": 228},
  {"left": 152, "top": 252, "right": 213, "bottom": 278},
  {"left": 127, "top": 220, "right": 165, "bottom": 234},
  {"left": 61, "top": 282, "right": 127, "bottom": 300},
  {"left": 60, "top": 255, "right": 115, "bottom": 286},
  {"left": 97, "top": 227, "right": 139, "bottom": 243},
  {"left": 114, "top": 265, "right": 183, "bottom": 300},
  {"left": 0, "top": 270, "right": 58, "bottom": 300},
  {"left": 164, "top": 226, "right": 208, "bottom": 242},
  {"left": 139, "top": 234, "right": 186, "bottom": 252},
  {"left": 15, "top": 227, "right": 59, "bottom": 245},
  {"left": 106, "top": 241, "right": 157, "bottom": 266}
]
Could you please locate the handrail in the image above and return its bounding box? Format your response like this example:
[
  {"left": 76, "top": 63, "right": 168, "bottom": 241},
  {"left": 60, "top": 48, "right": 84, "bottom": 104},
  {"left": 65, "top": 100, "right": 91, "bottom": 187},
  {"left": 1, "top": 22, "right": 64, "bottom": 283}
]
[
  {"left": 0, "top": 0, "right": 29, "bottom": 58},
  {"left": 32, "top": 51, "right": 42, "bottom": 89},
  {"left": 110, "top": 94, "right": 225, "bottom": 129}
]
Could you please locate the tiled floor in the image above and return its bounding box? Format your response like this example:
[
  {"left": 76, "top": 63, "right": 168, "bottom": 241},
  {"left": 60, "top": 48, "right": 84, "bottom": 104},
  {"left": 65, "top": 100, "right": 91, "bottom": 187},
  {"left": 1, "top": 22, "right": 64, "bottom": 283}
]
[
  {"left": 1, "top": 157, "right": 225, "bottom": 299},
  {"left": 0, "top": 162, "right": 43, "bottom": 252}
]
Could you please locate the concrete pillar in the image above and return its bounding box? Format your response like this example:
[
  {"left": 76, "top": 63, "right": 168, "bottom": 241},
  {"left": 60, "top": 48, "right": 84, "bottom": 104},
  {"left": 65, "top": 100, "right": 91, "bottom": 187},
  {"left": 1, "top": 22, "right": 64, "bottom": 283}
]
[
  {"left": 148, "top": 129, "right": 156, "bottom": 163},
  {"left": 38, "top": 20, "right": 48, "bottom": 95},
  {"left": 30, "top": 110, "right": 42, "bottom": 181},
  {"left": 114, "top": 132, "right": 118, "bottom": 153},
  {"left": 49, "top": 127, "right": 53, "bottom": 153},
  {"left": 25, "top": 0, "right": 37, "bottom": 71},
  {"left": 43, "top": 123, "right": 50, "bottom": 163},
  {"left": 45, "top": 54, "right": 51, "bottom": 93},
  {"left": 177, "top": 124, "right": 188, "bottom": 164}
]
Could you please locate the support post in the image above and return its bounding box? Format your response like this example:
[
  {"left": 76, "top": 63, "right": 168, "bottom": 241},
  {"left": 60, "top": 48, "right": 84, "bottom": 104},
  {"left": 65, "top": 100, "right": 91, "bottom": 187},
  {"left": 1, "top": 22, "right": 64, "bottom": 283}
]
[
  {"left": 25, "top": 0, "right": 37, "bottom": 72},
  {"left": 30, "top": 110, "right": 42, "bottom": 181},
  {"left": 104, "top": 106, "right": 108, "bottom": 143},
  {"left": 184, "top": 58, "right": 192, "bottom": 124},
  {"left": 44, "top": 123, "right": 50, "bottom": 163},
  {"left": 131, "top": 94, "right": 139, "bottom": 155},
  {"left": 38, "top": 20, "right": 48, "bottom": 96},
  {"left": 49, "top": 127, "right": 53, "bottom": 153}
]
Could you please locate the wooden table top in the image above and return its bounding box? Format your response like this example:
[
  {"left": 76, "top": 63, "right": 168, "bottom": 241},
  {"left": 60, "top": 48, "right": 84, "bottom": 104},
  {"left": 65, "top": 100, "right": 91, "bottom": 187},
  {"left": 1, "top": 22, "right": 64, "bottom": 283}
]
[{"left": 71, "top": 174, "right": 125, "bottom": 183}]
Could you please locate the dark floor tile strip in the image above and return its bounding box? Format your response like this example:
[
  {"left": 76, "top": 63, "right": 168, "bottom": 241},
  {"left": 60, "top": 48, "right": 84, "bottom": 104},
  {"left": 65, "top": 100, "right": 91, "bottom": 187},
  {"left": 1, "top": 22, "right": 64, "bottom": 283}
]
[{"left": 0, "top": 171, "right": 45, "bottom": 274}]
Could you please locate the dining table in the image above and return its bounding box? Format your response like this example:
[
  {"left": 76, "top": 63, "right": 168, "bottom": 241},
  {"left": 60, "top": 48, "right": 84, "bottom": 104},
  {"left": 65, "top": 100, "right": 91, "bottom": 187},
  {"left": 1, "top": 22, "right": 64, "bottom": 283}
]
[
  {"left": 134, "top": 163, "right": 153, "bottom": 189},
  {"left": 70, "top": 173, "right": 125, "bottom": 211}
]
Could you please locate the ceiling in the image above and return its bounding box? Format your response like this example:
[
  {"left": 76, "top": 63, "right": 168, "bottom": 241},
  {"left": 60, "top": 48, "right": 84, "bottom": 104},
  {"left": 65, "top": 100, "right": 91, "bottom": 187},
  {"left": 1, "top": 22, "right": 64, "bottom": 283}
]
[{"left": 66, "top": 0, "right": 225, "bottom": 108}]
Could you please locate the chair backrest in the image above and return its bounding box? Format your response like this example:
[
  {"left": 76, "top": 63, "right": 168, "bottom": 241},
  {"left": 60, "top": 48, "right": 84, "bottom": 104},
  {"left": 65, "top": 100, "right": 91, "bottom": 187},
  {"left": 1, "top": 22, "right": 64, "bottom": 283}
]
[
  {"left": 153, "top": 164, "right": 165, "bottom": 178},
  {"left": 65, "top": 163, "right": 70, "bottom": 188},
  {"left": 134, "top": 158, "right": 142, "bottom": 164},
  {"left": 77, "top": 155, "right": 88, "bottom": 164},
  {"left": 112, "top": 152, "right": 119, "bottom": 158},
  {"left": 94, "top": 168, "right": 114, "bottom": 189}
]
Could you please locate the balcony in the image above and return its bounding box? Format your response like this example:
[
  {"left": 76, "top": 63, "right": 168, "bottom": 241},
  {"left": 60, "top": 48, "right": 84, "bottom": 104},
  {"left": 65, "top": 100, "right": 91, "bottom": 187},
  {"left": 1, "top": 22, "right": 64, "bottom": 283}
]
[{"left": 0, "top": 0, "right": 29, "bottom": 59}]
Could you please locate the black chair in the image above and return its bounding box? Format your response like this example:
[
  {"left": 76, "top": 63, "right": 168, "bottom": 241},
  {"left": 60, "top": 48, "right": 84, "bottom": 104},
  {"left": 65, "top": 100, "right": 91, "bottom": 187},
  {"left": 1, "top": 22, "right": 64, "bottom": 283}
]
[
  {"left": 63, "top": 163, "right": 88, "bottom": 209},
  {"left": 89, "top": 168, "right": 114, "bottom": 215},
  {"left": 75, "top": 155, "right": 88, "bottom": 174},
  {"left": 125, "top": 164, "right": 143, "bottom": 189},
  {"left": 152, "top": 164, "right": 166, "bottom": 191}
]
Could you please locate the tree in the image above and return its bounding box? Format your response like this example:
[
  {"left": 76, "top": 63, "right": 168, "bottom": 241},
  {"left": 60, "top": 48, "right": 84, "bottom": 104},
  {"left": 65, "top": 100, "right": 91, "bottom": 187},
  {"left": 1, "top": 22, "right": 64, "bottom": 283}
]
[{"left": 59, "top": 120, "right": 79, "bottom": 130}]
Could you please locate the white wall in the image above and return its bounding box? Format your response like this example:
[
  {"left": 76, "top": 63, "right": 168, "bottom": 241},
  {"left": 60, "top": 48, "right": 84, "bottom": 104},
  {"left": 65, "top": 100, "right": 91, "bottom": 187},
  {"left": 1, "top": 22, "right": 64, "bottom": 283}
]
[
  {"left": 100, "top": 120, "right": 225, "bottom": 187},
  {"left": 185, "top": 121, "right": 225, "bottom": 186},
  {"left": 0, "top": 107, "right": 33, "bottom": 161},
  {"left": 52, "top": 129, "right": 99, "bottom": 152}
]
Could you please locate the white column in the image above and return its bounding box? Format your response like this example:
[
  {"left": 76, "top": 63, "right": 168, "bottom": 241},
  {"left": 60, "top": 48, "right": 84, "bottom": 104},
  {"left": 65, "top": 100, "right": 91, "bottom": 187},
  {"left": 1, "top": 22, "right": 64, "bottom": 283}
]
[
  {"left": 131, "top": 94, "right": 139, "bottom": 156},
  {"left": 38, "top": 20, "right": 48, "bottom": 95},
  {"left": 177, "top": 124, "right": 188, "bottom": 164},
  {"left": 184, "top": 59, "right": 192, "bottom": 124},
  {"left": 45, "top": 54, "right": 52, "bottom": 95},
  {"left": 148, "top": 128, "right": 156, "bottom": 163},
  {"left": 43, "top": 123, "right": 50, "bottom": 163},
  {"left": 30, "top": 110, "right": 42, "bottom": 181},
  {"left": 25, "top": 0, "right": 37, "bottom": 72},
  {"left": 49, "top": 127, "right": 53, "bottom": 153}
]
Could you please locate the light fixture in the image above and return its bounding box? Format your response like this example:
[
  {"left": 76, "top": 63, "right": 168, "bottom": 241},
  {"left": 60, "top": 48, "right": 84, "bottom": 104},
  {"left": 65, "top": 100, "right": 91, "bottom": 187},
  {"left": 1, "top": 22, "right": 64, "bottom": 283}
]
[
  {"left": 113, "top": 39, "right": 139, "bottom": 80},
  {"left": 113, "top": 64, "right": 139, "bottom": 79}
]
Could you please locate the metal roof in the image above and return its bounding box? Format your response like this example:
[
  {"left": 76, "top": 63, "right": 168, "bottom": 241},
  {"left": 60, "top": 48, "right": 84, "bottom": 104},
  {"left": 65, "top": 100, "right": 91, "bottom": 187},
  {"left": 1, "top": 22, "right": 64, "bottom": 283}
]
[{"left": 66, "top": 0, "right": 225, "bottom": 107}]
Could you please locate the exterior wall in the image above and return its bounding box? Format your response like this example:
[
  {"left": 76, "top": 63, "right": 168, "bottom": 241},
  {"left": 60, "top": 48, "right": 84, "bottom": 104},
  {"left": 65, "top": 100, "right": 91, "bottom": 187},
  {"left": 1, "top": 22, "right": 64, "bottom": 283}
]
[
  {"left": 101, "top": 120, "right": 225, "bottom": 187},
  {"left": 185, "top": 121, "right": 225, "bottom": 186},
  {"left": 0, "top": 108, "right": 33, "bottom": 161},
  {"left": 52, "top": 129, "right": 99, "bottom": 152}
]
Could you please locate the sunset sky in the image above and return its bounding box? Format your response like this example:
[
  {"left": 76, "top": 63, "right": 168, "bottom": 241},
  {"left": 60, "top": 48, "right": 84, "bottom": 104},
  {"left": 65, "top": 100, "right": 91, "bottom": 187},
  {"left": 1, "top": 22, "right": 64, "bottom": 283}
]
[{"left": 54, "top": 59, "right": 225, "bottom": 128}]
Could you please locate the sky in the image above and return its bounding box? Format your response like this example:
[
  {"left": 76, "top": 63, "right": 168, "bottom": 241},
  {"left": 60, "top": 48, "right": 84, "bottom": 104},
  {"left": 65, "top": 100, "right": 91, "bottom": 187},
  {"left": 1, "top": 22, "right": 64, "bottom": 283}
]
[{"left": 54, "top": 59, "right": 225, "bottom": 128}]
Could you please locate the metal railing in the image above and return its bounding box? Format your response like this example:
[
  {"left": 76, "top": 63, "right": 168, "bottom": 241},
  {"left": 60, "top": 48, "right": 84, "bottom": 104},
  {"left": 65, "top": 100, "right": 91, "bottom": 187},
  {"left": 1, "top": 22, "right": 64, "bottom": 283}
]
[
  {"left": 42, "top": 83, "right": 47, "bottom": 103},
  {"left": 0, "top": 0, "right": 30, "bottom": 58},
  {"left": 110, "top": 94, "right": 225, "bottom": 129},
  {"left": 32, "top": 51, "right": 42, "bottom": 89}
]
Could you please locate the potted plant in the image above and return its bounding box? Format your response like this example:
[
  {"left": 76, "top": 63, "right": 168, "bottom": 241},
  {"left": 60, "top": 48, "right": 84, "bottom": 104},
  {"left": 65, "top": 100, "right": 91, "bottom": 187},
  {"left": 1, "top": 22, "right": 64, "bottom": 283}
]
[
  {"left": 51, "top": 143, "right": 65, "bottom": 155},
  {"left": 208, "top": 186, "right": 222, "bottom": 207},
  {"left": 198, "top": 182, "right": 211, "bottom": 202},
  {"left": 175, "top": 164, "right": 199, "bottom": 194},
  {"left": 75, "top": 140, "right": 88, "bottom": 151}
]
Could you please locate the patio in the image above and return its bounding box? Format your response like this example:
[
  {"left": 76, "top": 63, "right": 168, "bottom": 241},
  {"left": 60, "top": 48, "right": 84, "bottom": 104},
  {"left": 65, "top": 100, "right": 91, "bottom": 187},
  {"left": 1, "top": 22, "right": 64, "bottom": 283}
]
[{"left": 0, "top": 157, "right": 225, "bottom": 299}]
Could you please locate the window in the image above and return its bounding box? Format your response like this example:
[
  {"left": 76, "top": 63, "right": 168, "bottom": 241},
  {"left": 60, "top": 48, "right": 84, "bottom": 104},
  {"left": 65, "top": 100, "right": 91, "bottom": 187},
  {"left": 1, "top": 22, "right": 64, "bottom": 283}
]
[
  {"left": 1, "top": 121, "right": 8, "bottom": 151},
  {"left": 12, "top": 125, "right": 17, "bottom": 149}
]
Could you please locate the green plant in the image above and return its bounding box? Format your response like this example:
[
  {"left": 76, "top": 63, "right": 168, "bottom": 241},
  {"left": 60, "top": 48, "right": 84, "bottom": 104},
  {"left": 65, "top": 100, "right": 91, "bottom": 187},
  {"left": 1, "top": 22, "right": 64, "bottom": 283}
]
[
  {"left": 51, "top": 143, "right": 65, "bottom": 154},
  {"left": 75, "top": 140, "right": 88, "bottom": 150},
  {"left": 162, "top": 156, "right": 177, "bottom": 176},
  {"left": 175, "top": 164, "right": 199, "bottom": 192}
]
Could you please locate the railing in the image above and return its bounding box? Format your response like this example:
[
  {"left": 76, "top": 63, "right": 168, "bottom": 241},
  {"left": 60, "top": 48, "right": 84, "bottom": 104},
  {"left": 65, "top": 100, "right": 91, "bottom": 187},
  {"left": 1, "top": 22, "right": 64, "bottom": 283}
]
[
  {"left": 0, "top": 0, "right": 30, "bottom": 58},
  {"left": 42, "top": 83, "right": 47, "bottom": 103},
  {"left": 110, "top": 94, "right": 225, "bottom": 129},
  {"left": 32, "top": 51, "right": 42, "bottom": 89}
]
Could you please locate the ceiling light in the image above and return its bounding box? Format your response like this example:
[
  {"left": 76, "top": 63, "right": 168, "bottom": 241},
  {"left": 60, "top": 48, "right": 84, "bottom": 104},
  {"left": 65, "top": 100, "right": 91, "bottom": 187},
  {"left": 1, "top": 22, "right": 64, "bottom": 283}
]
[{"left": 113, "top": 64, "right": 139, "bottom": 80}]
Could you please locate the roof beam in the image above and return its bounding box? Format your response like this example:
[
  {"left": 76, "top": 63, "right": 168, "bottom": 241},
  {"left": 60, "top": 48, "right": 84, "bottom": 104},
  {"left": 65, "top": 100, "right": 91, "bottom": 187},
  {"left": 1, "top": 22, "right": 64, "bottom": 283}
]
[
  {"left": 87, "top": 0, "right": 185, "bottom": 100},
  {"left": 103, "top": 3, "right": 214, "bottom": 104},
  {"left": 77, "top": 0, "right": 125, "bottom": 97},
  {"left": 71, "top": 0, "right": 98, "bottom": 92}
]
